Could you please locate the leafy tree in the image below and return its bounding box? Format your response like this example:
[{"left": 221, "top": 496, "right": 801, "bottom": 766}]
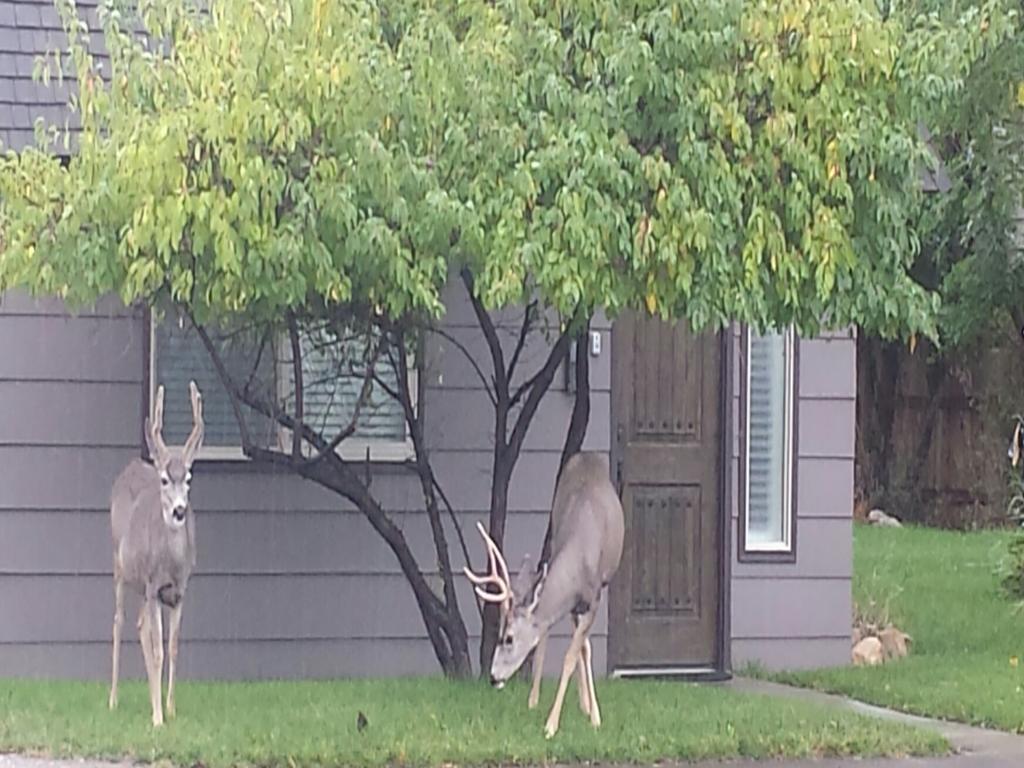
[
  {"left": 0, "top": 0, "right": 1002, "bottom": 672},
  {"left": 853, "top": 0, "right": 1023, "bottom": 520}
]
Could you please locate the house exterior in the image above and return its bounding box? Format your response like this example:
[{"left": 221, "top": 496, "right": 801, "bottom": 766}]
[{"left": 0, "top": 0, "right": 856, "bottom": 680}]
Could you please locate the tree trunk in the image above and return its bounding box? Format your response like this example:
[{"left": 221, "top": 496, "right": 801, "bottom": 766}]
[
  {"left": 193, "top": 321, "right": 473, "bottom": 678},
  {"left": 855, "top": 332, "right": 901, "bottom": 509},
  {"left": 248, "top": 445, "right": 474, "bottom": 677},
  {"left": 479, "top": 448, "right": 512, "bottom": 674},
  {"left": 897, "top": 355, "right": 946, "bottom": 520},
  {"left": 542, "top": 321, "right": 591, "bottom": 565}
]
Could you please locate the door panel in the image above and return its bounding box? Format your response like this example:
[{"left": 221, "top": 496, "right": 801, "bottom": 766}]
[{"left": 609, "top": 312, "right": 722, "bottom": 669}]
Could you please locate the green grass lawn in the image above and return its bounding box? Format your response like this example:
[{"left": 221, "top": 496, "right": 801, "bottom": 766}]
[
  {"left": 774, "top": 525, "right": 1024, "bottom": 732},
  {"left": 0, "top": 677, "right": 943, "bottom": 767}
]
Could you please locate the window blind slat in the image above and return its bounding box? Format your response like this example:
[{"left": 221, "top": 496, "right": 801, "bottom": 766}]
[
  {"left": 745, "top": 330, "right": 792, "bottom": 548},
  {"left": 154, "top": 319, "right": 407, "bottom": 451}
]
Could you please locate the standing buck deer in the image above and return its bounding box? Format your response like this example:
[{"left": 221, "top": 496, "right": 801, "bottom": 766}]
[
  {"left": 109, "top": 381, "right": 203, "bottom": 727},
  {"left": 465, "top": 451, "right": 624, "bottom": 738}
]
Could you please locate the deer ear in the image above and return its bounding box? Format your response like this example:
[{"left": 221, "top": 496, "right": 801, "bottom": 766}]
[
  {"left": 526, "top": 563, "right": 547, "bottom": 613},
  {"left": 511, "top": 553, "right": 535, "bottom": 596}
]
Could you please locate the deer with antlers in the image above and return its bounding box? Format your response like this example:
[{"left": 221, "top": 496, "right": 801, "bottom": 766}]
[
  {"left": 108, "top": 381, "right": 204, "bottom": 727},
  {"left": 465, "top": 451, "right": 624, "bottom": 738}
]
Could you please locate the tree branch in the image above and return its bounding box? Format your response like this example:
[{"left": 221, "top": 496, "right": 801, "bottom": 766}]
[
  {"left": 542, "top": 318, "right": 591, "bottom": 565},
  {"left": 431, "top": 470, "right": 476, "bottom": 614},
  {"left": 190, "top": 317, "right": 255, "bottom": 452},
  {"left": 190, "top": 323, "right": 458, "bottom": 669},
  {"left": 461, "top": 267, "right": 508, "bottom": 403},
  {"left": 426, "top": 326, "right": 497, "bottom": 406},
  {"left": 243, "top": 326, "right": 273, "bottom": 398},
  {"left": 288, "top": 313, "right": 304, "bottom": 460},
  {"left": 506, "top": 300, "right": 537, "bottom": 385},
  {"left": 301, "top": 334, "right": 383, "bottom": 467},
  {"left": 506, "top": 318, "right": 578, "bottom": 462},
  {"left": 390, "top": 326, "right": 465, "bottom": 627}
]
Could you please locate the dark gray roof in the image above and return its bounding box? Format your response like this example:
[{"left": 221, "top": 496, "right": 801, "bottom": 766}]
[{"left": 0, "top": 0, "right": 103, "bottom": 153}]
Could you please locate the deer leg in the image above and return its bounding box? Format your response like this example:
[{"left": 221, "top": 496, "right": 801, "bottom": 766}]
[
  {"left": 109, "top": 575, "right": 124, "bottom": 710},
  {"left": 166, "top": 602, "right": 183, "bottom": 718},
  {"left": 528, "top": 631, "right": 547, "bottom": 710},
  {"left": 572, "top": 616, "right": 591, "bottom": 716},
  {"left": 137, "top": 602, "right": 155, "bottom": 717},
  {"left": 140, "top": 599, "right": 164, "bottom": 727},
  {"left": 544, "top": 610, "right": 595, "bottom": 739},
  {"left": 582, "top": 636, "right": 600, "bottom": 727}
]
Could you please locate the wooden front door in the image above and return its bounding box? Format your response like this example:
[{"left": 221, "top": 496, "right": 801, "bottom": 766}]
[{"left": 609, "top": 312, "right": 723, "bottom": 671}]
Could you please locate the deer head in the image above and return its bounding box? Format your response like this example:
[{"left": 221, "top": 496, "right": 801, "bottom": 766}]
[
  {"left": 145, "top": 381, "right": 204, "bottom": 530},
  {"left": 464, "top": 522, "right": 547, "bottom": 687}
]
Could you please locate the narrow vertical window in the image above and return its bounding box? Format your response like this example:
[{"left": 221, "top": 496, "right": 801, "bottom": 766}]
[{"left": 741, "top": 327, "right": 796, "bottom": 557}]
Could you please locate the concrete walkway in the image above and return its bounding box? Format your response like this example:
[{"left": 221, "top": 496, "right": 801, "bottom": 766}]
[
  {"left": 2, "top": 678, "right": 1024, "bottom": 767},
  {"left": 719, "top": 677, "right": 1024, "bottom": 767}
]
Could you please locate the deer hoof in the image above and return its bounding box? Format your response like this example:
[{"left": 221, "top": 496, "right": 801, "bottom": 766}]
[
  {"left": 528, "top": 694, "right": 539, "bottom": 710},
  {"left": 108, "top": 693, "right": 118, "bottom": 710},
  {"left": 166, "top": 701, "right": 175, "bottom": 719},
  {"left": 544, "top": 720, "right": 559, "bottom": 739},
  {"left": 152, "top": 712, "right": 164, "bottom": 728}
]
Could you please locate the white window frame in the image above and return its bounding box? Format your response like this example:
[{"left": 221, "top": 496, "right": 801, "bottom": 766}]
[
  {"left": 148, "top": 314, "right": 417, "bottom": 463},
  {"left": 741, "top": 326, "right": 796, "bottom": 555}
]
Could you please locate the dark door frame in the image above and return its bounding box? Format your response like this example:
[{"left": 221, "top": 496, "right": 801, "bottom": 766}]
[{"left": 607, "top": 322, "right": 734, "bottom": 681}]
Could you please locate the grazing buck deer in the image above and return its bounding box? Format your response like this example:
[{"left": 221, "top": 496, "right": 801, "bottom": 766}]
[
  {"left": 109, "top": 381, "right": 204, "bottom": 727},
  {"left": 465, "top": 451, "right": 624, "bottom": 738}
]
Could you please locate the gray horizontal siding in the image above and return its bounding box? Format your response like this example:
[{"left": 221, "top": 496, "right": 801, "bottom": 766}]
[
  {"left": 423, "top": 387, "right": 610, "bottom": 453},
  {"left": 0, "top": 285, "right": 610, "bottom": 680},
  {"left": 0, "top": 635, "right": 609, "bottom": 681},
  {"left": 796, "top": 399, "right": 855, "bottom": 459},
  {"left": 731, "top": 637, "right": 850, "bottom": 671},
  {"left": 421, "top": 323, "right": 611, "bottom": 393},
  {"left": 0, "top": 445, "right": 588, "bottom": 515},
  {"left": 0, "top": 313, "right": 143, "bottom": 382},
  {"left": 730, "top": 457, "right": 854, "bottom": 521},
  {"left": 730, "top": 578, "right": 851, "bottom": 640},
  {"left": 0, "top": 573, "right": 608, "bottom": 643},
  {"left": 438, "top": 280, "right": 613, "bottom": 332},
  {"left": 0, "top": 290, "right": 134, "bottom": 318},
  {"left": 0, "top": 509, "right": 558, "bottom": 578},
  {"left": 0, "top": 380, "right": 141, "bottom": 447},
  {"left": 729, "top": 331, "right": 855, "bottom": 671},
  {"left": 729, "top": 518, "right": 852, "bottom": 579}
]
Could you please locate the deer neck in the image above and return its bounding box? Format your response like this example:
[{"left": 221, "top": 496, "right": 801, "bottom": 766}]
[{"left": 531, "top": 553, "right": 586, "bottom": 631}]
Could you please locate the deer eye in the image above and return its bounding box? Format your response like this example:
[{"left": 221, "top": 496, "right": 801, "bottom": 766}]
[
  {"left": 160, "top": 475, "right": 170, "bottom": 487},
  {"left": 503, "top": 635, "right": 513, "bottom": 646}
]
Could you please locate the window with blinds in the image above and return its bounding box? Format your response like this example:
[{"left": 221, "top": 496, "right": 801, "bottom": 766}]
[
  {"left": 280, "top": 326, "right": 408, "bottom": 444},
  {"left": 743, "top": 328, "right": 795, "bottom": 553},
  {"left": 151, "top": 316, "right": 410, "bottom": 458},
  {"left": 152, "top": 317, "right": 278, "bottom": 452}
]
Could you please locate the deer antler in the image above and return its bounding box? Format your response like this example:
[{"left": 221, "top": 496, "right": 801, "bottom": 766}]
[
  {"left": 146, "top": 384, "right": 168, "bottom": 461},
  {"left": 463, "top": 521, "right": 512, "bottom": 607},
  {"left": 182, "top": 380, "right": 205, "bottom": 465},
  {"left": 1012, "top": 419, "right": 1022, "bottom": 468}
]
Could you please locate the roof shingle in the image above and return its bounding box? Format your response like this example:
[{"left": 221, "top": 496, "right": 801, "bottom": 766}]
[{"left": 0, "top": 0, "right": 103, "bottom": 153}]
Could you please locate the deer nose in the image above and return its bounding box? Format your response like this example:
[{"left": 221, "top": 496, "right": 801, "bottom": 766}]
[
  {"left": 172, "top": 505, "right": 186, "bottom": 521},
  {"left": 490, "top": 675, "right": 505, "bottom": 689}
]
